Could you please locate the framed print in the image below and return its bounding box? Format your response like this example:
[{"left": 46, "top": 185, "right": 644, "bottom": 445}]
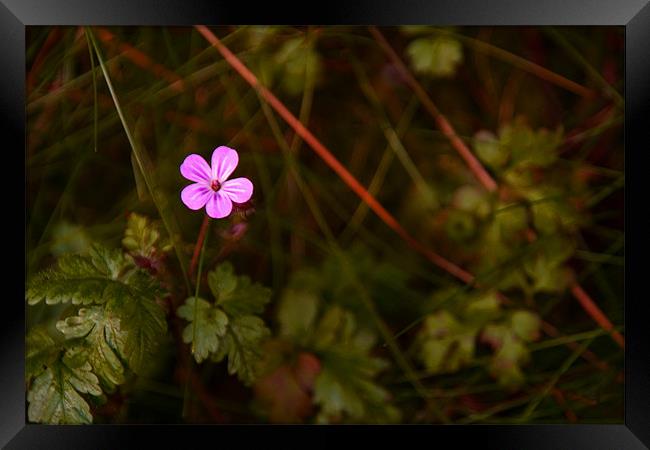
[{"left": 3, "top": 0, "right": 649, "bottom": 448}]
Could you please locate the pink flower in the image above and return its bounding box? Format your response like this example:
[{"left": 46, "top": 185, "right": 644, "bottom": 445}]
[{"left": 180, "top": 146, "right": 253, "bottom": 219}]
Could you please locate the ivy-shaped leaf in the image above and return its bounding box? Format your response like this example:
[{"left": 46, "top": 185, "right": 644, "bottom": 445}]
[
  {"left": 27, "top": 348, "right": 102, "bottom": 424},
  {"left": 209, "top": 262, "right": 272, "bottom": 316},
  {"left": 178, "top": 263, "right": 271, "bottom": 384},
  {"left": 177, "top": 297, "right": 228, "bottom": 363}
]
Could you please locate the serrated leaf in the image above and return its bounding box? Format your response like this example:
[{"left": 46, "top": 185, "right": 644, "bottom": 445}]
[
  {"left": 106, "top": 274, "right": 167, "bottom": 373},
  {"left": 27, "top": 244, "right": 133, "bottom": 306},
  {"left": 177, "top": 297, "right": 229, "bottom": 363},
  {"left": 56, "top": 306, "right": 125, "bottom": 388},
  {"left": 214, "top": 315, "right": 270, "bottom": 385},
  {"left": 27, "top": 349, "right": 102, "bottom": 424},
  {"left": 208, "top": 263, "right": 271, "bottom": 317}
]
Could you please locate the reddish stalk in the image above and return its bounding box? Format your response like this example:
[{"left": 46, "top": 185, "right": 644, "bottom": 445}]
[
  {"left": 189, "top": 214, "right": 210, "bottom": 279},
  {"left": 194, "top": 25, "right": 617, "bottom": 369},
  {"left": 368, "top": 27, "right": 498, "bottom": 193},
  {"left": 369, "top": 26, "right": 623, "bottom": 350},
  {"left": 370, "top": 24, "right": 623, "bottom": 350},
  {"left": 571, "top": 283, "right": 625, "bottom": 348},
  {"left": 195, "top": 25, "right": 474, "bottom": 284}
]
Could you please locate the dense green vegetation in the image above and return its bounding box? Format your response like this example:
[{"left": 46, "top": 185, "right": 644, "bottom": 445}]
[{"left": 26, "top": 26, "right": 624, "bottom": 424}]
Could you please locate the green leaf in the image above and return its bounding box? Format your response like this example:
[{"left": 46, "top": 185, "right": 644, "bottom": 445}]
[
  {"left": 177, "top": 297, "right": 229, "bottom": 363},
  {"left": 179, "top": 263, "right": 272, "bottom": 383},
  {"left": 213, "top": 315, "right": 270, "bottom": 385},
  {"left": 314, "top": 348, "right": 399, "bottom": 423},
  {"left": 475, "top": 130, "right": 509, "bottom": 170},
  {"left": 523, "top": 251, "right": 571, "bottom": 294},
  {"left": 453, "top": 185, "right": 492, "bottom": 219},
  {"left": 122, "top": 212, "right": 171, "bottom": 258},
  {"left": 208, "top": 263, "right": 238, "bottom": 300},
  {"left": 499, "top": 119, "right": 563, "bottom": 169},
  {"left": 27, "top": 348, "right": 102, "bottom": 424},
  {"left": 510, "top": 310, "right": 541, "bottom": 342},
  {"left": 26, "top": 326, "right": 60, "bottom": 380},
  {"left": 311, "top": 305, "right": 357, "bottom": 350},
  {"left": 56, "top": 306, "right": 125, "bottom": 388},
  {"left": 106, "top": 272, "right": 167, "bottom": 373},
  {"left": 463, "top": 291, "right": 501, "bottom": 325},
  {"left": 406, "top": 36, "right": 463, "bottom": 78},
  {"left": 208, "top": 262, "right": 272, "bottom": 317},
  {"left": 445, "top": 209, "right": 477, "bottom": 242},
  {"left": 27, "top": 244, "right": 133, "bottom": 306},
  {"left": 482, "top": 324, "right": 532, "bottom": 389},
  {"left": 277, "top": 288, "right": 320, "bottom": 339},
  {"left": 416, "top": 311, "right": 476, "bottom": 374},
  {"left": 495, "top": 204, "right": 528, "bottom": 238},
  {"left": 488, "top": 334, "right": 530, "bottom": 389},
  {"left": 28, "top": 243, "right": 168, "bottom": 374}
]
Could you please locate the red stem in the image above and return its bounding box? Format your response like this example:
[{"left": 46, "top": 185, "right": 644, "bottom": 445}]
[
  {"left": 189, "top": 214, "right": 210, "bottom": 279},
  {"left": 195, "top": 25, "right": 474, "bottom": 284},
  {"left": 571, "top": 283, "right": 625, "bottom": 348},
  {"left": 368, "top": 27, "right": 498, "bottom": 193},
  {"left": 194, "top": 25, "right": 620, "bottom": 365}
]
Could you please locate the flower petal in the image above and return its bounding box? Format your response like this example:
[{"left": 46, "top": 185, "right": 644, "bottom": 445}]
[
  {"left": 180, "top": 154, "right": 212, "bottom": 183},
  {"left": 181, "top": 183, "right": 212, "bottom": 210},
  {"left": 211, "top": 146, "right": 239, "bottom": 182},
  {"left": 205, "top": 191, "right": 233, "bottom": 219},
  {"left": 221, "top": 177, "right": 253, "bottom": 204}
]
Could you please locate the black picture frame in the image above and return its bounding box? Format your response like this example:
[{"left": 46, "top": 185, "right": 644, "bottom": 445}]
[{"left": 4, "top": 1, "right": 649, "bottom": 448}]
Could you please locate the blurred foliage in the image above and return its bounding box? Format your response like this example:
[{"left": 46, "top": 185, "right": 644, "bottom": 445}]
[{"left": 26, "top": 25, "right": 624, "bottom": 424}]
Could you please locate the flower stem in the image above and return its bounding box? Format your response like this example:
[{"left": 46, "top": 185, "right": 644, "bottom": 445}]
[{"left": 189, "top": 214, "right": 210, "bottom": 280}]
